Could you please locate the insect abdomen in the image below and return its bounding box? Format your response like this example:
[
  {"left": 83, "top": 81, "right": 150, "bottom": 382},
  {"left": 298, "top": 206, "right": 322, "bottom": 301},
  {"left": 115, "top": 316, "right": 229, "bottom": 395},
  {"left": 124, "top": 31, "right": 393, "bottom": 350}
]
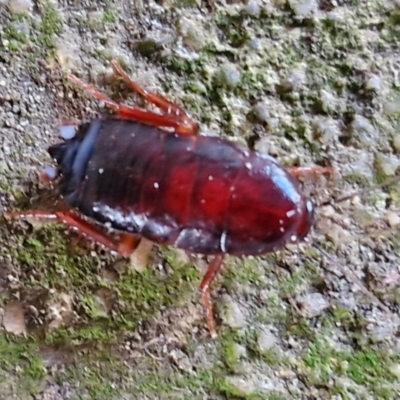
[{"left": 65, "top": 118, "right": 305, "bottom": 256}]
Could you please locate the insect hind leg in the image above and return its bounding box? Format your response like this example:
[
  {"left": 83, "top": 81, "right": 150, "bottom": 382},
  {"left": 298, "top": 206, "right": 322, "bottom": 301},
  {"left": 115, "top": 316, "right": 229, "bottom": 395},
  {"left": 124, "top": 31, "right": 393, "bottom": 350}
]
[{"left": 5, "top": 209, "right": 140, "bottom": 257}]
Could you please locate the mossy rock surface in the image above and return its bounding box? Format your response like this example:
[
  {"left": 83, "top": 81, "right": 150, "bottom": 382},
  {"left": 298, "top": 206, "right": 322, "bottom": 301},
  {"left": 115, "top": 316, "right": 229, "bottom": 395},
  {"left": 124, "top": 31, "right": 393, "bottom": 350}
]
[{"left": 1, "top": 0, "right": 400, "bottom": 398}]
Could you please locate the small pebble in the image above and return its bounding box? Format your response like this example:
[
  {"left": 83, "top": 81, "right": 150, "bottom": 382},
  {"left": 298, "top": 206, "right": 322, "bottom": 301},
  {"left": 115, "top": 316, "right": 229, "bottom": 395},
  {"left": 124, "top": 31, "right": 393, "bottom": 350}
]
[
  {"left": 248, "top": 38, "right": 261, "bottom": 50},
  {"left": 280, "top": 66, "right": 307, "bottom": 91},
  {"left": 54, "top": 34, "right": 82, "bottom": 71},
  {"left": 351, "top": 114, "right": 375, "bottom": 135},
  {"left": 389, "top": 363, "right": 400, "bottom": 378},
  {"left": 297, "top": 293, "right": 329, "bottom": 318},
  {"left": 387, "top": 211, "right": 400, "bottom": 228},
  {"left": 393, "top": 134, "right": 400, "bottom": 152},
  {"left": 383, "top": 98, "right": 400, "bottom": 115},
  {"left": 376, "top": 153, "right": 400, "bottom": 176},
  {"left": 351, "top": 114, "right": 378, "bottom": 145},
  {"left": 93, "top": 290, "right": 111, "bottom": 318},
  {"left": 222, "top": 296, "right": 247, "bottom": 329},
  {"left": 3, "top": 300, "right": 27, "bottom": 335},
  {"left": 229, "top": 342, "right": 248, "bottom": 361},
  {"left": 46, "top": 292, "right": 74, "bottom": 331},
  {"left": 291, "top": 0, "right": 318, "bottom": 17},
  {"left": 319, "top": 90, "right": 337, "bottom": 113},
  {"left": 313, "top": 117, "right": 341, "bottom": 143},
  {"left": 223, "top": 376, "right": 258, "bottom": 396},
  {"left": 365, "top": 74, "right": 382, "bottom": 92},
  {"left": 253, "top": 102, "right": 270, "bottom": 123},
  {"left": 245, "top": 1, "right": 261, "bottom": 16},
  {"left": 224, "top": 375, "right": 276, "bottom": 396},
  {"left": 257, "top": 327, "right": 278, "bottom": 352},
  {"left": 11, "top": 21, "right": 30, "bottom": 38},
  {"left": 8, "top": 0, "right": 33, "bottom": 14},
  {"left": 178, "top": 17, "right": 205, "bottom": 51},
  {"left": 87, "top": 10, "right": 103, "bottom": 26},
  {"left": 219, "top": 64, "right": 241, "bottom": 87},
  {"left": 367, "top": 322, "right": 395, "bottom": 343},
  {"left": 170, "top": 349, "right": 192, "bottom": 372}
]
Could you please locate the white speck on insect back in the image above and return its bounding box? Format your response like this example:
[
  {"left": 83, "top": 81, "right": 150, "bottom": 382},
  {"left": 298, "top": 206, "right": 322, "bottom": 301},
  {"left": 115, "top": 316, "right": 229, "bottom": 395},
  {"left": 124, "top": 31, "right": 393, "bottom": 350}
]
[
  {"left": 98, "top": 168, "right": 104, "bottom": 174},
  {"left": 92, "top": 206, "right": 100, "bottom": 212},
  {"left": 279, "top": 219, "right": 283, "bottom": 225},
  {"left": 220, "top": 231, "right": 227, "bottom": 253},
  {"left": 291, "top": 235, "right": 297, "bottom": 242},
  {"left": 280, "top": 227, "right": 285, "bottom": 233},
  {"left": 286, "top": 209, "right": 296, "bottom": 218},
  {"left": 208, "top": 175, "right": 213, "bottom": 180},
  {"left": 186, "top": 147, "right": 191, "bottom": 151},
  {"left": 154, "top": 182, "right": 159, "bottom": 189},
  {"left": 245, "top": 162, "right": 252, "bottom": 170}
]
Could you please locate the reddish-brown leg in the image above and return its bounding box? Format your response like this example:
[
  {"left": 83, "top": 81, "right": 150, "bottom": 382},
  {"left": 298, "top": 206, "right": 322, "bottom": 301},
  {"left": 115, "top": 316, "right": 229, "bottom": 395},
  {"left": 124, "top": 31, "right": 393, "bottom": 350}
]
[
  {"left": 67, "top": 61, "right": 198, "bottom": 136},
  {"left": 199, "top": 255, "right": 225, "bottom": 338},
  {"left": 118, "top": 232, "right": 142, "bottom": 257},
  {"left": 5, "top": 210, "right": 140, "bottom": 257},
  {"left": 111, "top": 60, "right": 196, "bottom": 128},
  {"left": 289, "top": 166, "right": 336, "bottom": 177}
]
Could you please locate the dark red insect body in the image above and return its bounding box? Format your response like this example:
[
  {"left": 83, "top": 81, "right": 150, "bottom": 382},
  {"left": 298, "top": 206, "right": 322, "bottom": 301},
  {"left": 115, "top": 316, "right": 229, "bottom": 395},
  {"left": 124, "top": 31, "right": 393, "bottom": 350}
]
[
  {"left": 7, "top": 60, "right": 340, "bottom": 338},
  {"left": 51, "top": 118, "right": 314, "bottom": 257}
]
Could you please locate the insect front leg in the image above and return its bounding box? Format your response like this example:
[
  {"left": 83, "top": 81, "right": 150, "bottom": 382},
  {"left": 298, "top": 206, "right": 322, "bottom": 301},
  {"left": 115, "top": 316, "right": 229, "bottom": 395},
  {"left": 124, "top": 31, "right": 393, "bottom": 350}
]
[
  {"left": 199, "top": 254, "right": 225, "bottom": 338},
  {"left": 67, "top": 61, "right": 198, "bottom": 136},
  {"left": 110, "top": 60, "right": 198, "bottom": 136}
]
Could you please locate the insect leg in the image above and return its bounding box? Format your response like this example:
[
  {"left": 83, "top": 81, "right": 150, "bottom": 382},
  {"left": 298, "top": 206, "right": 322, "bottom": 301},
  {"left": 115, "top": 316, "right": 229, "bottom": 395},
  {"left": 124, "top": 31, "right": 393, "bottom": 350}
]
[
  {"left": 289, "top": 166, "right": 335, "bottom": 177},
  {"left": 67, "top": 74, "right": 198, "bottom": 135},
  {"left": 111, "top": 59, "right": 198, "bottom": 136},
  {"left": 199, "top": 254, "right": 225, "bottom": 338},
  {"left": 5, "top": 210, "right": 140, "bottom": 257},
  {"left": 67, "top": 74, "right": 121, "bottom": 113}
]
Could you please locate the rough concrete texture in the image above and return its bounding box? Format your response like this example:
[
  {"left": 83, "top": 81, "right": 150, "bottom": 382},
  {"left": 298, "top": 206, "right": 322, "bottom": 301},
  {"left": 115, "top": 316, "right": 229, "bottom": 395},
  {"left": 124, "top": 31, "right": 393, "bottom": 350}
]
[{"left": 1, "top": 0, "right": 400, "bottom": 399}]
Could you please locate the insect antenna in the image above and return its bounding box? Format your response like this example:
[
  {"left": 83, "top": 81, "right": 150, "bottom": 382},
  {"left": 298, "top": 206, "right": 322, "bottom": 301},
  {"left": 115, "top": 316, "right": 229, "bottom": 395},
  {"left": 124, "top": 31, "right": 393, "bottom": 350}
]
[
  {"left": 310, "top": 174, "right": 400, "bottom": 316},
  {"left": 319, "top": 174, "right": 400, "bottom": 207}
]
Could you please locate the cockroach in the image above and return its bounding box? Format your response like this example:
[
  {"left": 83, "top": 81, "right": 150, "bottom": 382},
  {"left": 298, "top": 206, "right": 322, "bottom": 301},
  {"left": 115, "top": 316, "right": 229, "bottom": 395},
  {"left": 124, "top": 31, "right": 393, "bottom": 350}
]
[{"left": 6, "top": 60, "right": 400, "bottom": 338}]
